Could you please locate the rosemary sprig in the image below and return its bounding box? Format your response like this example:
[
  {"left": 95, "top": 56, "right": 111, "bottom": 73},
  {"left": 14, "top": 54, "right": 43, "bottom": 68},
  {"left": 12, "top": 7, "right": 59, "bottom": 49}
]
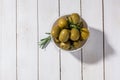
[
  {"left": 70, "top": 21, "right": 83, "bottom": 30},
  {"left": 39, "top": 33, "right": 51, "bottom": 49},
  {"left": 45, "top": 32, "right": 51, "bottom": 35},
  {"left": 70, "top": 24, "right": 80, "bottom": 30}
]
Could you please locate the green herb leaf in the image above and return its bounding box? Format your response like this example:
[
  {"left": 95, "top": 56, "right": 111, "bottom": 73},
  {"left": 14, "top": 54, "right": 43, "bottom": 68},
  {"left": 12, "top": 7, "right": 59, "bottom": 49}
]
[
  {"left": 39, "top": 33, "right": 51, "bottom": 49},
  {"left": 45, "top": 32, "right": 51, "bottom": 35},
  {"left": 70, "top": 24, "right": 80, "bottom": 30}
]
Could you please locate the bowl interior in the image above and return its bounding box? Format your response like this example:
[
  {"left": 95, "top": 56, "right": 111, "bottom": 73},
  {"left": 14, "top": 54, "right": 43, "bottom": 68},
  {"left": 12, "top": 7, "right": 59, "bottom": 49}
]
[{"left": 51, "top": 15, "right": 89, "bottom": 52}]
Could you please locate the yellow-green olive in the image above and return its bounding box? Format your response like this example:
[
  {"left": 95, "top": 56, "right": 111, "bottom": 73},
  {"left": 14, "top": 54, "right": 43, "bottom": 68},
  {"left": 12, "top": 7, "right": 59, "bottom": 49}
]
[
  {"left": 70, "top": 13, "right": 80, "bottom": 24},
  {"left": 59, "top": 29, "right": 70, "bottom": 42},
  {"left": 51, "top": 25, "right": 61, "bottom": 38},
  {"left": 73, "top": 40, "right": 83, "bottom": 48},
  {"left": 60, "top": 42, "right": 70, "bottom": 50},
  {"left": 68, "top": 16, "right": 72, "bottom": 23},
  {"left": 58, "top": 18, "right": 68, "bottom": 29},
  {"left": 80, "top": 28, "right": 89, "bottom": 40},
  {"left": 54, "top": 38, "right": 60, "bottom": 43},
  {"left": 70, "top": 28, "right": 80, "bottom": 41}
]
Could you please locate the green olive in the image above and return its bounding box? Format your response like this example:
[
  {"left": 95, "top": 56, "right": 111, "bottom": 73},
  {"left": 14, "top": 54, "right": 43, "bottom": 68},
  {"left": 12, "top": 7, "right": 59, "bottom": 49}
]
[
  {"left": 73, "top": 40, "right": 83, "bottom": 48},
  {"left": 51, "top": 25, "right": 61, "bottom": 38},
  {"left": 70, "top": 28, "right": 80, "bottom": 41},
  {"left": 58, "top": 18, "right": 68, "bottom": 29},
  {"left": 80, "top": 28, "right": 89, "bottom": 40},
  {"left": 68, "top": 16, "right": 72, "bottom": 23},
  {"left": 59, "top": 29, "right": 70, "bottom": 42},
  {"left": 54, "top": 38, "right": 60, "bottom": 43},
  {"left": 60, "top": 42, "right": 70, "bottom": 50},
  {"left": 70, "top": 13, "right": 80, "bottom": 24}
]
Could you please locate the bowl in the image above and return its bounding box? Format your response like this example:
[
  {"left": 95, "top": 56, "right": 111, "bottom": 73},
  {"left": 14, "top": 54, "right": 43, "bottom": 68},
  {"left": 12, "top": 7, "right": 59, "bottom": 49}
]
[{"left": 51, "top": 13, "right": 89, "bottom": 52}]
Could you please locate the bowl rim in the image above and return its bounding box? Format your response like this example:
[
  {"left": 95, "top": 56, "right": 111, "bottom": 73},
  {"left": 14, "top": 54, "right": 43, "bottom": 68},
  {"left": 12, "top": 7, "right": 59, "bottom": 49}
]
[{"left": 51, "top": 15, "right": 90, "bottom": 52}]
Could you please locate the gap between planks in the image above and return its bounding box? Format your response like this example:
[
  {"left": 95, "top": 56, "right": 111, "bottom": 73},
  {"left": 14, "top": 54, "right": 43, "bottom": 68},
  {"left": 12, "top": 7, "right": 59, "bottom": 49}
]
[
  {"left": 58, "top": 0, "right": 61, "bottom": 80},
  {"left": 80, "top": 0, "right": 83, "bottom": 80},
  {"left": 37, "top": 0, "right": 40, "bottom": 80},
  {"left": 102, "top": 0, "right": 105, "bottom": 80},
  {"left": 16, "top": 0, "right": 18, "bottom": 80}
]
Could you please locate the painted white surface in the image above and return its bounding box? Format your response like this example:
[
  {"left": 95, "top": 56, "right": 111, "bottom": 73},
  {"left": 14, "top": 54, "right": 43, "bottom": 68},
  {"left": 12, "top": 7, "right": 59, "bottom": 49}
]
[
  {"left": 0, "top": 0, "right": 120, "bottom": 80},
  {"left": 0, "top": 0, "right": 16, "bottom": 80},
  {"left": 17, "top": 0, "right": 38, "bottom": 80},
  {"left": 82, "top": 0, "right": 103, "bottom": 80},
  {"left": 104, "top": 0, "right": 120, "bottom": 80},
  {"left": 38, "top": 0, "right": 60, "bottom": 80}
]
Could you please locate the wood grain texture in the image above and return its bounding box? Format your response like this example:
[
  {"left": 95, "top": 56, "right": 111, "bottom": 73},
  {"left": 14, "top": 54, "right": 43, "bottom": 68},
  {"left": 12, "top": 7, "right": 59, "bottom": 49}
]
[
  {"left": 104, "top": 0, "right": 120, "bottom": 80},
  {"left": 0, "top": 0, "right": 16, "bottom": 80},
  {"left": 17, "top": 0, "right": 38, "bottom": 80},
  {"left": 60, "top": 0, "right": 82, "bottom": 80},
  {"left": 38, "top": 0, "right": 60, "bottom": 80},
  {"left": 82, "top": 0, "right": 104, "bottom": 80}
]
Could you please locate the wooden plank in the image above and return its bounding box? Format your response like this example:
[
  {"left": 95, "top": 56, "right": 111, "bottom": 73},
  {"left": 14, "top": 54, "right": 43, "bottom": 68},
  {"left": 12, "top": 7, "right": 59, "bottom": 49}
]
[
  {"left": 60, "top": 0, "right": 82, "bottom": 80},
  {"left": 0, "top": 0, "right": 16, "bottom": 80},
  {"left": 104, "top": 0, "right": 120, "bottom": 80},
  {"left": 38, "top": 0, "right": 60, "bottom": 80},
  {"left": 82, "top": 0, "right": 104, "bottom": 80},
  {"left": 17, "top": 0, "right": 38, "bottom": 80}
]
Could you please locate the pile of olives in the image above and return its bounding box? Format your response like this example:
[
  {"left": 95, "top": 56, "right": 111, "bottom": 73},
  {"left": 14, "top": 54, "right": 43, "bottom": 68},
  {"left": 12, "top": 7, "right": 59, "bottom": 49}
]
[{"left": 51, "top": 13, "right": 89, "bottom": 51}]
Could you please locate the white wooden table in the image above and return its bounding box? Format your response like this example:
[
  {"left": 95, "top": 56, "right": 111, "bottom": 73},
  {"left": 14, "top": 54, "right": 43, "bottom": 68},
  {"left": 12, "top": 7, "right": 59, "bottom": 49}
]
[{"left": 0, "top": 0, "right": 120, "bottom": 80}]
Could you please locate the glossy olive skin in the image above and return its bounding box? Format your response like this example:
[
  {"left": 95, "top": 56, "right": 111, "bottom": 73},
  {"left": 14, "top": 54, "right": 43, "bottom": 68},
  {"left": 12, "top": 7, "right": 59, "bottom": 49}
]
[
  {"left": 70, "top": 28, "right": 80, "bottom": 41},
  {"left": 60, "top": 42, "right": 70, "bottom": 50},
  {"left": 54, "top": 38, "right": 60, "bottom": 43},
  {"left": 68, "top": 16, "right": 72, "bottom": 23},
  {"left": 73, "top": 40, "right": 83, "bottom": 48},
  {"left": 80, "top": 28, "right": 89, "bottom": 40},
  {"left": 58, "top": 18, "right": 68, "bottom": 29},
  {"left": 51, "top": 25, "right": 61, "bottom": 38},
  {"left": 59, "top": 29, "right": 70, "bottom": 42},
  {"left": 70, "top": 13, "right": 80, "bottom": 24}
]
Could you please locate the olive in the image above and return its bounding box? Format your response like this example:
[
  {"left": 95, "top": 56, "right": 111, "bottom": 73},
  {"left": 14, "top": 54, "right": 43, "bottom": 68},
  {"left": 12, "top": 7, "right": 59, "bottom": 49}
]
[
  {"left": 54, "top": 38, "right": 60, "bottom": 43},
  {"left": 60, "top": 42, "right": 70, "bottom": 50},
  {"left": 70, "top": 13, "right": 80, "bottom": 24},
  {"left": 58, "top": 18, "right": 68, "bottom": 29},
  {"left": 80, "top": 28, "right": 89, "bottom": 40},
  {"left": 73, "top": 40, "right": 83, "bottom": 48},
  {"left": 59, "top": 29, "right": 70, "bottom": 42},
  {"left": 68, "top": 16, "right": 72, "bottom": 23},
  {"left": 70, "top": 28, "right": 80, "bottom": 41},
  {"left": 51, "top": 25, "right": 61, "bottom": 38}
]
